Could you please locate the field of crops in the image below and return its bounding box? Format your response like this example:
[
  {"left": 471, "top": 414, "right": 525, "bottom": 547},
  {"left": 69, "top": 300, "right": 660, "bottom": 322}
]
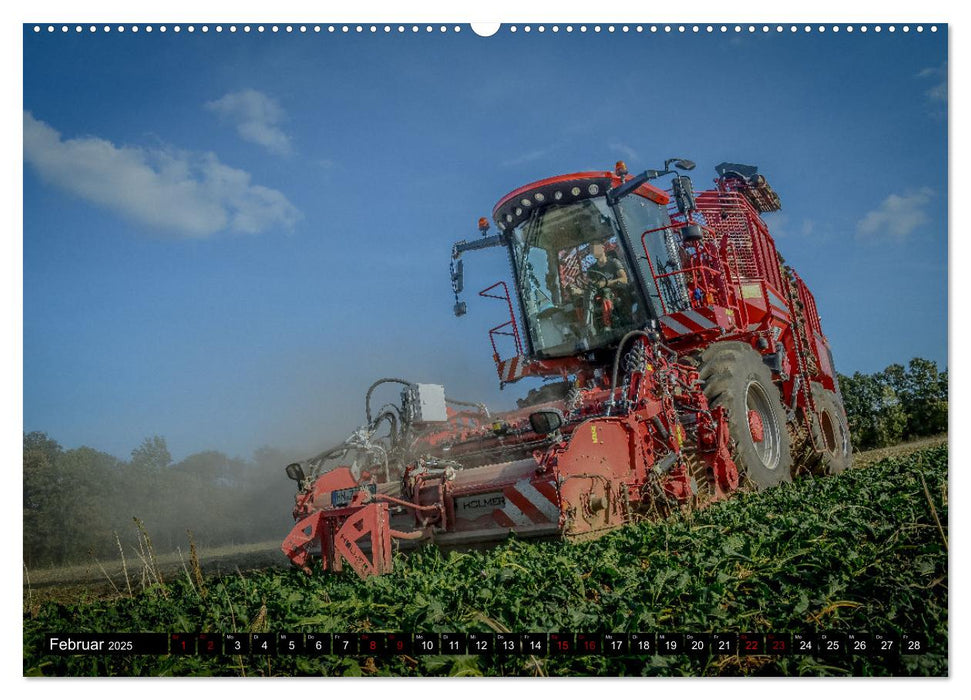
[{"left": 23, "top": 445, "right": 948, "bottom": 677}]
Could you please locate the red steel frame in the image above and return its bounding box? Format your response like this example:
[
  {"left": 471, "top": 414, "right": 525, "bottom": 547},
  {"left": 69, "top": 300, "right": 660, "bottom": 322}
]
[{"left": 479, "top": 281, "right": 523, "bottom": 359}]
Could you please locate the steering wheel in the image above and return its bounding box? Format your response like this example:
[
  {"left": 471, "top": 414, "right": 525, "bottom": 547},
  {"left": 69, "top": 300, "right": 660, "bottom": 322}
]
[{"left": 576, "top": 269, "right": 611, "bottom": 291}]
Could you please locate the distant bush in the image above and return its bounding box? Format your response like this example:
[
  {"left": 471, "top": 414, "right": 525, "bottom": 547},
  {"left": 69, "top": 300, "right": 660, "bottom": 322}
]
[
  {"left": 23, "top": 433, "right": 302, "bottom": 568},
  {"left": 839, "top": 357, "right": 947, "bottom": 451}
]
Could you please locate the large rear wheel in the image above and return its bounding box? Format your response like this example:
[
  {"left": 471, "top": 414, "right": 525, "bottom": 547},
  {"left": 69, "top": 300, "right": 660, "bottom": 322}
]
[
  {"left": 700, "top": 342, "right": 793, "bottom": 490},
  {"left": 811, "top": 383, "right": 853, "bottom": 475}
]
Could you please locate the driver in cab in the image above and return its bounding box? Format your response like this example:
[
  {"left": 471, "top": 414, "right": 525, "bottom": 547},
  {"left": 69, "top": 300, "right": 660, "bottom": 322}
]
[
  {"left": 570, "top": 241, "right": 629, "bottom": 294},
  {"left": 567, "top": 240, "right": 633, "bottom": 330},
  {"left": 586, "top": 241, "right": 628, "bottom": 290}
]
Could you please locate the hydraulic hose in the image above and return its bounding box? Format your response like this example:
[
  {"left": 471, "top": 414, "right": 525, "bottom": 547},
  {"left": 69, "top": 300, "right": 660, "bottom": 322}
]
[
  {"left": 365, "top": 378, "right": 413, "bottom": 425},
  {"left": 607, "top": 330, "right": 660, "bottom": 416},
  {"left": 445, "top": 396, "right": 491, "bottom": 418},
  {"left": 371, "top": 410, "right": 399, "bottom": 449}
]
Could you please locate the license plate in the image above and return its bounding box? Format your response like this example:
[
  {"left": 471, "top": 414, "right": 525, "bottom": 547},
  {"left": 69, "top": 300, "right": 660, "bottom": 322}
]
[{"left": 330, "top": 483, "right": 376, "bottom": 508}]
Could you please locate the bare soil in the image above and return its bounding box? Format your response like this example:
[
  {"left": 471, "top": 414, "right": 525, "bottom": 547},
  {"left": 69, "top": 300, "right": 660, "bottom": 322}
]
[
  {"left": 848, "top": 434, "right": 947, "bottom": 468},
  {"left": 24, "top": 540, "right": 287, "bottom": 606}
]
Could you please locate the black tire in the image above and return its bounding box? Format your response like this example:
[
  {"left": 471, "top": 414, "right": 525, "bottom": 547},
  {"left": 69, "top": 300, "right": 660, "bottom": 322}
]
[
  {"left": 516, "top": 380, "right": 572, "bottom": 409},
  {"left": 811, "top": 383, "right": 853, "bottom": 475},
  {"left": 700, "top": 342, "right": 793, "bottom": 489}
]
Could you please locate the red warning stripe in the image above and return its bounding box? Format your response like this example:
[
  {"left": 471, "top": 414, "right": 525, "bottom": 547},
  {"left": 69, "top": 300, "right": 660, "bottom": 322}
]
[
  {"left": 497, "top": 356, "right": 527, "bottom": 383},
  {"left": 506, "top": 356, "right": 520, "bottom": 381},
  {"left": 503, "top": 485, "right": 547, "bottom": 524},
  {"left": 531, "top": 479, "right": 560, "bottom": 505},
  {"left": 492, "top": 510, "right": 516, "bottom": 528},
  {"left": 486, "top": 478, "right": 562, "bottom": 528},
  {"left": 661, "top": 308, "right": 720, "bottom": 337}
]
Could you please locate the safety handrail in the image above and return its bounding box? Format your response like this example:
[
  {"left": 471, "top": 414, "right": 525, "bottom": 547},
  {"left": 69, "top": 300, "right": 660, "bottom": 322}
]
[
  {"left": 479, "top": 281, "right": 524, "bottom": 357},
  {"left": 638, "top": 222, "right": 748, "bottom": 325}
]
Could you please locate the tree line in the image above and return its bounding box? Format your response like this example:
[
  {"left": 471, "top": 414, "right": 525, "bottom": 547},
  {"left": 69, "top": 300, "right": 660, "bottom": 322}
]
[
  {"left": 23, "top": 433, "right": 305, "bottom": 568},
  {"left": 838, "top": 357, "right": 948, "bottom": 451}
]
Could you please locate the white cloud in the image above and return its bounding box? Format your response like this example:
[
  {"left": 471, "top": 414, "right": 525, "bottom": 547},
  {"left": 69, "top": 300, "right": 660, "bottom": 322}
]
[
  {"left": 205, "top": 89, "right": 292, "bottom": 155},
  {"left": 609, "top": 142, "right": 640, "bottom": 162},
  {"left": 500, "top": 149, "right": 550, "bottom": 167},
  {"left": 926, "top": 82, "right": 947, "bottom": 102},
  {"left": 23, "top": 111, "right": 301, "bottom": 238},
  {"left": 856, "top": 188, "right": 934, "bottom": 241},
  {"left": 916, "top": 62, "right": 947, "bottom": 104}
]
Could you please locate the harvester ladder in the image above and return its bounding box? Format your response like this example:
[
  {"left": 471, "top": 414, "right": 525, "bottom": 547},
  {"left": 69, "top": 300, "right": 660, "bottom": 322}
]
[{"left": 780, "top": 265, "right": 821, "bottom": 448}]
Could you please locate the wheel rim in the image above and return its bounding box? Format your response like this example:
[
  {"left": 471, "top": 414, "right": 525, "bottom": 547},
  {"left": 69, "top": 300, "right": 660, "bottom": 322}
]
[
  {"left": 820, "top": 400, "right": 851, "bottom": 460},
  {"left": 821, "top": 410, "right": 837, "bottom": 453},
  {"left": 834, "top": 409, "right": 851, "bottom": 458},
  {"left": 745, "top": 380, "right": 781, "bottom": 470}
]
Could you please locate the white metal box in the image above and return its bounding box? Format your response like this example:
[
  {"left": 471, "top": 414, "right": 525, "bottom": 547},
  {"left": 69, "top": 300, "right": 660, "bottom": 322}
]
[{"left": 404, "top": 383, "right": 448, "bottom": 423}]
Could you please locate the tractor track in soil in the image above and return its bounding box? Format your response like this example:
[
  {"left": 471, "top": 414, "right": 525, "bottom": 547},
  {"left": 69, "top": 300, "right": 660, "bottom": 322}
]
[{"left": 23, "top": 434, "right": 948, "bottom": 605}]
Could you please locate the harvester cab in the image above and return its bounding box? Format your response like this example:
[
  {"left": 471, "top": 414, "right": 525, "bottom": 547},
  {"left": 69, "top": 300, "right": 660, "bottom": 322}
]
[{"left": 450, "top": 158, "right": 697, "bottom": 385}]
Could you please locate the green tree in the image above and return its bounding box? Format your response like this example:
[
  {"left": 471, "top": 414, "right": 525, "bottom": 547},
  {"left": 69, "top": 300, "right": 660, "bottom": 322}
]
[
  {"left": 24, "top": 432, "right": 62, "bottom": 510},
  {"left": 838, "top": 371, "right": 906, "bottom": 450},
  {"left": 130, "top": 435, "right": 171, "bottom": 471},
  {"left": 884, "top": 359, "right": 948, "bottom": 439},
  {"left": 23, "top": 433, "right": 126, "bottom": 566},
  {"left": 124, "top": 436, "right": 173, "bottom": 550},
  {"left": 172, "top": 450, "right": 237, "bottom": 483},
  {"left": 23, "top": 432, "right": 63, "bottom": 567},
  {"left": 839, "top": 357, "right": 948, "bottom": 450},
  {"left": 54, "top": 447, "right": 124, "bottom": 561}
]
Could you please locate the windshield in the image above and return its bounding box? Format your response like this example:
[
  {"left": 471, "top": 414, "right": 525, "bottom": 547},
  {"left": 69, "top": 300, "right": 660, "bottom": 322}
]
[
  {"left": 509, "top": 197, "right": 648, "bottom": 358},
  {"left": 617, "top": 195, "right": 690, "bottom": 315}
]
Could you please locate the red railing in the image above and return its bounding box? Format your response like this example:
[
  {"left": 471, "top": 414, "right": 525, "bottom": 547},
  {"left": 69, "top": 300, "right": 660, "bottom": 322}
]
[
  {"left": 638, "top": 222, "right": 746, "bottom": 326},
  {"left": 795, "top": 276, "right": 823, "bottom": 336},
  {"left": 479, "top": 281, "right": 523, "bottom": 358},
  {"left": 692, "top": 191, "right": 785, "bottom": 293}
]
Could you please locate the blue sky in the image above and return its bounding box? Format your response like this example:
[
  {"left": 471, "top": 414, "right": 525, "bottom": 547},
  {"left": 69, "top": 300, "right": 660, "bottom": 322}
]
[{"left": 22, "top": 24, "right": 948, "bottom": 462}]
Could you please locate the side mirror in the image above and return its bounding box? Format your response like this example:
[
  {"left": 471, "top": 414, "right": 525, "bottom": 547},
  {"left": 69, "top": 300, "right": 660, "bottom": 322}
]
[
  {"left": 450, "top": 255, "right": 466, "bottom": 316},
  {"left": 529, "top": 409, "right": 564, "bottom": 436},
  {"left": 451, "top": 258, "right": 464, "bottom": 294},
  {"left": 672, "top": 175, "right": 696, "bottom": 214},
  {"left": 664, "top": 157, "right": 696, "bottom": 172},
  {"left": 285, "top": 463, "right": 305, "bottom": 482}
]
